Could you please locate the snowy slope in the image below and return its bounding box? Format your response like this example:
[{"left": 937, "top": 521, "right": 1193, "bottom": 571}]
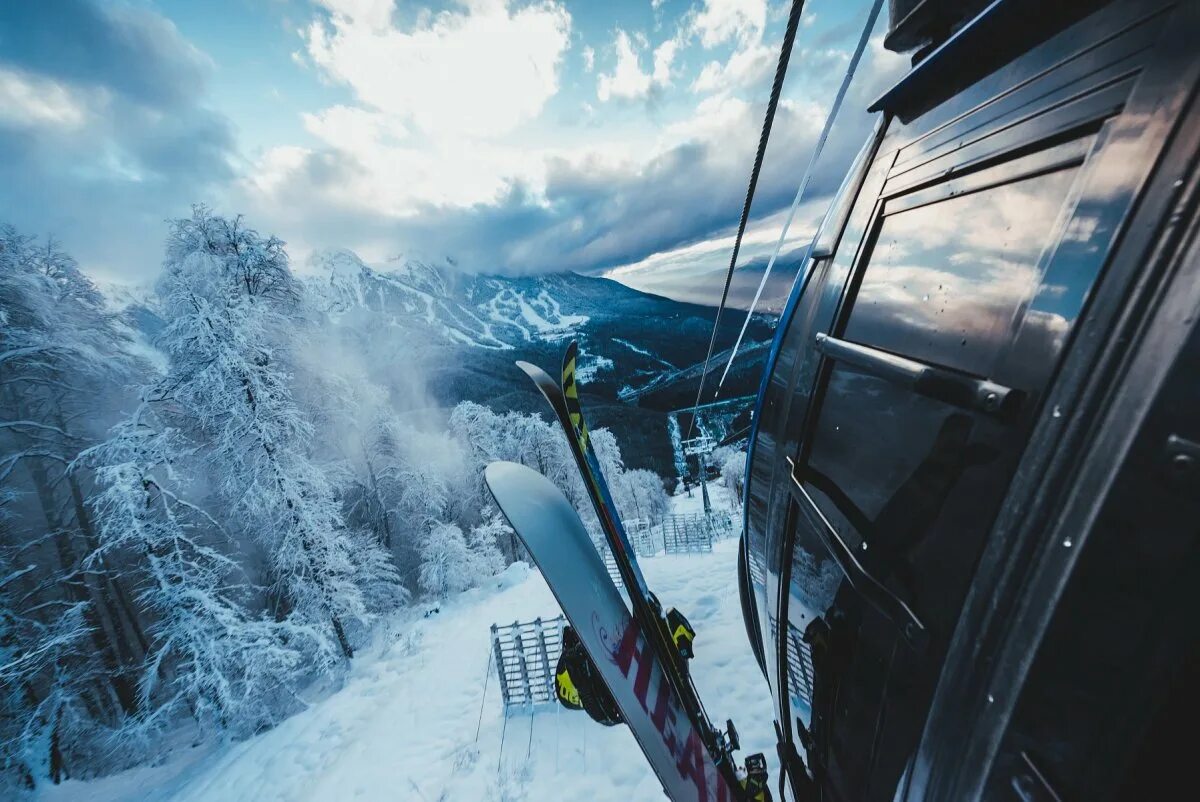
[
  {"left": 45, "top": 484, "right": 772, "bottom": 802},
  {"left": 308, "top": 250, "right": 597, "bottom": 352},
  {"left": 302, "top": 250, "right": 775, "bottom": 399}
]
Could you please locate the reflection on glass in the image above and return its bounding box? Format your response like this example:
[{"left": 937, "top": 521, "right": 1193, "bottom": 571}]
[
  {"left": 785, "top": 536, "right": 842, "bottom": 725},
  {"left": 845, "top": 167, "right": 1079, "bottom": 376}
]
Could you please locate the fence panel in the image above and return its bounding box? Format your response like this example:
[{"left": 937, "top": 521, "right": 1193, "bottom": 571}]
[
  {"left": 626, "top": 518, "right": 660, "bottom": 557},
  {"left": 662, "top": 513, "right": 714, "bottom": 553},
  {"left": 490, "top": 616, "right": 567, "bottom": 710},
  {"left": 599, "top": 546, "right": 624, "bottom": 589},
  {"left": 767, "top": 614, "right": 817, "bottom": 707}
]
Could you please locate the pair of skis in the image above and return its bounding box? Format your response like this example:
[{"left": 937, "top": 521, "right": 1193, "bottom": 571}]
[{"left": 508, "top": 341, "right": 743, "bottom": 799}]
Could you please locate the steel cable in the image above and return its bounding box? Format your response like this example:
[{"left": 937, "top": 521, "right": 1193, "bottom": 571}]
[
  {"left": 716, "top": 0, "right": 886, "bottom": 391},
  {"left": 686, "top": 0, "right": 807, "bottom": 441}
]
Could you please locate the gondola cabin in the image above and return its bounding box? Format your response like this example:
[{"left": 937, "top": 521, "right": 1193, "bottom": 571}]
[{"left": 739, "top": 0, "right": 1200, "bottom": 799}]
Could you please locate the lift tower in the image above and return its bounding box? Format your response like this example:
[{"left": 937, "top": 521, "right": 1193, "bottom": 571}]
[{"left": 682, "top": 430, "right": 716, "bottom": 515}]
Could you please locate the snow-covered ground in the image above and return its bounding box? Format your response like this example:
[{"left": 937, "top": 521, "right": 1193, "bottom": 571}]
[{"left": 46, "top": 483, "right": 769, "bottom": 802}]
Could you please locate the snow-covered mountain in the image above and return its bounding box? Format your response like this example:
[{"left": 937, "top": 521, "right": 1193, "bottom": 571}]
[
  {"left": 307, "top": 249, "right": 591, "bottom": 351},
  {"left": 303, "top": 249, "right": 775, "bottom": 403},
  {"left": 110, "top": 250, "right": 775, "bottom": 475}
]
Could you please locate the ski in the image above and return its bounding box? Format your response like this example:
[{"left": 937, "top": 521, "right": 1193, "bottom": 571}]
[
  {"left": 516, "top": 358, "right": 651, "bottom": 601},
  {"left": 561, "top": 340, "right": 643, "bottom": 582},
  {"left": 485, "top": 461, "right": 741, "bottom": 802},
  {"left": 559, "top": 342, "right": 728, "bottom": 754},
  {"left": 516, "top": 347, "right": 742, "bottom": 796}
]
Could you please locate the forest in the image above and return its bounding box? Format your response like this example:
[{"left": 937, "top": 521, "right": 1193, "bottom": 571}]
[{"left": 0, "top": 208, "right": 674, "bottom": 794}]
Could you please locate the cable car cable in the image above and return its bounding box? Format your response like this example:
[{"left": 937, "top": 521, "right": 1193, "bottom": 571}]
[
  {"left": 685, "top": 0, "right": 807, "bottom": 442},
  {"left": 716, "top": 0, "right": 886, "bottom": 393}
]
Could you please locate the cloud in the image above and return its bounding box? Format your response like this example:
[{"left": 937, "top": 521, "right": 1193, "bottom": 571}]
[
  {"left": 596, "top": 28, "right": 678, "bottom": 103},
  {"left": 611, "top": 25, "right": 910, "bottom": 304},
  {"left": 0, "top": 68, "right": 90, "bottom": 130},
  {"left": 313, "top": 0, "right": 396, "bottom": 31},
  {"left": 359, "top": 93, "right": 827, "bottom": 277},
  {"left": 303, "top": 104, "right": 409, "bottom": 156},
  {"left": 245, "top": 0, "right": 574, "bottom": 243},
  {"left": 691, "top": 39, "right": 774, "bottom": 94},
  {"left": 597, "top": 31, "right": 652, "bottom": 102},
  {"left": 0, "top": 0, "right": 235, "bottom": 281},
  {"left": 653, "top": 39, "right": 679, "bottom": 85},
  {"left": 604, "top": 200, "right": 824, "bottom": 310},
  {"left": 683, "top": 0, "right": 775, "bottom": 97},
  {"left": 582, "top": 45, "right": 595, "bottom": 72},
  {"left": 304, "top": 0, "right": 571, "bottom": 139},
  {"left": 690, "top": 0, "right": 767, "bottom": 48},
  {"left": 0, "top": 0, "right": 211, "bottom": 108}
]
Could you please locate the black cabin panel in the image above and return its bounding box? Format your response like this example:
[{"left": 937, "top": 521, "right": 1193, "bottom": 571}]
[{"left": 743, "top": 1, "right": 1199, "bottom": 800}]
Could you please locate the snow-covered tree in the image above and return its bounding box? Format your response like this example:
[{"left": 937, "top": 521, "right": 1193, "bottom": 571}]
[
  {"left": 446, "top": 401, "right": 671, "bottom": 562},
  {"left": 152, "top": 207, "right": 399, "bottom": 660},
  {"left": 448, "top": 401, "right": 588, "bottom": 521},
  {"left": 1, "top": 226, "right": 149, "bottom": 786},
  {"left": 716, "top": 448, "right": 747, "bottom": 505},
  {"left": 466, "top": 513, "right": 508, "bottom": 579},
  {"left": 416, "top": 513, "right": 505, "bottom": 599},
  {"left": 82, "top": 410, "right": 317, "bottom": 738},
  {"left": 615, "top": 468, "right": 671, "bottom": 526},
  {"left": 417, "top": 522, "right": 476, "bottom": 598},
  {"left": 0, "top": 543, "right": 92, "bottom": 793}
]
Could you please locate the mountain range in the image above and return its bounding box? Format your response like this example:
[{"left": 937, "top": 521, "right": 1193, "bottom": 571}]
[{"left": 112, "top": 251, "right": 777, "bottom": 477}]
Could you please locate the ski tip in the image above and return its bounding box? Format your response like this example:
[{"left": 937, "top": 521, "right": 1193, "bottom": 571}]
[
  {"left": 516, "top": 360, "right": 560, "bottom": 395},
  {"left": 516, "top": 360, "right": 542, "bottom": 379},
  {"left": 483, "top": 459, "right": 526, "bottom": 489}
]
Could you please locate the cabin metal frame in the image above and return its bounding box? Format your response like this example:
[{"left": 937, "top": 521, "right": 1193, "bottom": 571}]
[{"left": 741, "top": 0, "right": 1200, "bottom": 799}]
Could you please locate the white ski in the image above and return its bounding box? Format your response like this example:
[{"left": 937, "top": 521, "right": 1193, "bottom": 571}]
[{"left": 485, "top": 461, "right": 741, "bottom": 802}]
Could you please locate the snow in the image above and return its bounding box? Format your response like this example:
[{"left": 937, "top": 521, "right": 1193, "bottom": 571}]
[
  {"left": 575, "top": 343, "right": 614, "bottom": 383},
  {"left": 668, "top": 478, "right": 729, "bottom": 517},
  {"left": 479, "top": 286, "right": 589, "bottom": 344},
  {"left": 45, "top": 482, "right": 772, "bottom": 802},
  {"left": 614, "top": 338, "right": 675, "bottom": 369},
  {"left": 667, "top": 413, "right": 687, "bottom": 479}
]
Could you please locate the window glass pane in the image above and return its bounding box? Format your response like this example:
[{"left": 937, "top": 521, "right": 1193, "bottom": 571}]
[
  {"left": 844, "top": 167, "right": 1080, "bottom": 375},
  {"left": 802, "top": 366, "right": 1009, "bottom": 624}
]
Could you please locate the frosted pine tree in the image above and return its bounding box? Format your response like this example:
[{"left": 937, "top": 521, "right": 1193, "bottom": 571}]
[
  {"left": 1, "top": 226, "right": 149, "bottom": 782},
  {"left": 83, "top": 409, "right": 314, "bottom": 736},
  {"left": 153, "top": 207, "right": 398, "bottom": 660}
]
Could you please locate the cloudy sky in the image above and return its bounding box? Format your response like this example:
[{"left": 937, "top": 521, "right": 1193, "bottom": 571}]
[{"left": 0, "top": 0, "right": 905, "bottom": 310}]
